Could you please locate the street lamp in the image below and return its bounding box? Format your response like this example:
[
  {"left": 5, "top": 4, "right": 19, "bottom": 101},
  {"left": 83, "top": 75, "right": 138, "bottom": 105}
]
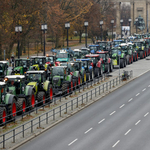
[
  {"left": 84, "top": 21, "right": 88, "bottom": 48},
  {"left": 135, "top": 18, "right": 138, "bottom": 34},
  {"left": 15, "top": 25, "right": 22, "bottom": 59},
  {"left": 65, "top": 22, "right": 70, "bottom": 49},
  {"left": 120, "top": 19, "right": 123, "bottom": 38},
  {"left": 100, "top": 21, "right": 103, "bottom": 41},
  {"left": 111, "top": 20, "right": 114, "bottom": 41},
  {"left": 128, "top": 19, "right": 132, "bottom": 36},
  {"left": 41, "top": 23, "right": 47, "bottom": 56}
]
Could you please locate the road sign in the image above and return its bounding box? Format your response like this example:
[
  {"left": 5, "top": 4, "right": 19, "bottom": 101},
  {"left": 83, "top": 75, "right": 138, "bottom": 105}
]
[{"left": 118, "top": 50, "right": 121, "bottom": 56}]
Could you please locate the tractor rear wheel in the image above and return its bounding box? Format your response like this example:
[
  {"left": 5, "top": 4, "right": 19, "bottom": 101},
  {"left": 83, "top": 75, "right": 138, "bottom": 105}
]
[
  {"left": 28, "top": 90, "right": 35, "bottom": 109},
  {"left": 140, "top": 51, "right": 144, "bottom": 59},
  {"left": 0, "top": 107, "right": 7, "bottom": 124},
  {"left": 16, "top": 98, "right": 26, "bottom": 115},
  {"left": 37, "top": 91, "right": 46, "bottom": 105},
  {"left": 47, "top": 84, "right": 53, "bottom": 103},
  {"left": 8, "top": 98, "right": 17, "bottom": 120}
]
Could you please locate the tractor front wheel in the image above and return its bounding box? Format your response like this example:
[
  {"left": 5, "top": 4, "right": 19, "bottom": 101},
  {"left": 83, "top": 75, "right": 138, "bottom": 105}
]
[
  {"left": 16, "top": 98, "right": 26, "bottom": 115},
  {"left": 37, "top": 91, "right": 46, "bottom": 105},
  {"left": 0, "top": 107, "right": 7, "bottom": 124}
]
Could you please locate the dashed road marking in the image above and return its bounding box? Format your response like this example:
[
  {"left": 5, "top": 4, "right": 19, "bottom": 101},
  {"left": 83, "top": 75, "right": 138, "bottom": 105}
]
[
  {"left": 144, "top": 112, "right": 149, "bottom": 117},
  {"left": 110, "top": 111, "right": 116, "bottom": 116},
  {"left": 135, "top": 120, "right": 141, "bottom": 125},
  {"left": 68, "top": 139, "right": 78, "bottom": 146},
  {"left": 84, "top": 128, "right": 93, "bottom": 134},
  {"left": 136, "top": 93, "right": 140, "bottom": 96},
  {"left": 124, "top": 129, "right": 131, "bottom": 135},
  {"left": 112, "top": 140, "right": 120, "bottom": 148},
  {"left": 142, "top": 88, "right": 146, "bottom": 92},
  {"left": 98, "top": 118, "right": 105, "bottom": 124},
  {"left": 120, "top": 104, "right": 125, "bottom": 108},
  {"left": 128, "top": 98, "right": 133, "bottom": 102}
]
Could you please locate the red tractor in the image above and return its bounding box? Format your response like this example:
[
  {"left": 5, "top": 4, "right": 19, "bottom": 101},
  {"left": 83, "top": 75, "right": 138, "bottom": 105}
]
[
  {"left": 96, "top": 51, "right": 113, "bottom": 73},
  {"left": 85, "top": 54, "right": 103, "bottom": 77}
]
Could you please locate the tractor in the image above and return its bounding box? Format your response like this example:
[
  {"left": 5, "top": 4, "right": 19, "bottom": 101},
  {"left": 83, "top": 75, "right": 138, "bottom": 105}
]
[
  {"left": 13, "top": 58, "right": 30, "bottom": 75},
  {"left": 85, "top": 54, "right": 103, "bottom": 77},
  {"left": 0, "top": 61, "right": 10, "bottom": 80},
  {"left": 111, "top": 47, "right": 127, "bottom": 68},
  {"left": 73, "top": 49, "right": 83, "bottom": 59},
  {"left": 4, "top": 75, "right": 35, "bottom": 114},
  {"left": 46, "top": 54, "right": 56, "bottom": 67},
  {"left": 80, "top": 47, "right": 90, "bottom": 56},
  {"left": 25, "top": 71, "right": 53, "bottom": 104},
  {"left": 75, "top": 59, "right": 94, "bottom": 81},
  {"left": 0, "top": 82, "right": 17, "bottom": 124},
  {"left": 88, "top": 45, "right": 100, "bottom": 54},
  {"left": 51, "top": 66, "right": 81, "bottom": 95},
  {"left": 96, "top": 51, "right": 113, "bottom": 73}
]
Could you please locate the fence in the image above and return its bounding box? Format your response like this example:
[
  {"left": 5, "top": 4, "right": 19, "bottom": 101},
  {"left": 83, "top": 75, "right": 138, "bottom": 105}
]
[{"left": 0, "top": 70, "right": 133, "bottom": 148}]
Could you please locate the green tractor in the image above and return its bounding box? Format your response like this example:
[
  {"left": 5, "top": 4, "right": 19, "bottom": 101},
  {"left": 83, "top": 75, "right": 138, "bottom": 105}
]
[
  {"left": 13, "top": 58, "right": 30, "bottom": 75},
  {"left": 0, "top": 61, "right": 10, "bottom": 80},
  {"left": 25, "top": 71, "right": 53, "bottom": 104},
  {"left": 4, "top": 75, "right": 35, "bottom": 114},
  {"left": 73, "top": 49, "right": 83, "bottom": 59},
  {"left": 111, "top": 47, "right": 127, "bottom": 68},
  {"left": 51, "top": 66, "right": 81, "bottom": 95},
  {"left": 0, "top": 81, "right": 17, "bottom": 124}
]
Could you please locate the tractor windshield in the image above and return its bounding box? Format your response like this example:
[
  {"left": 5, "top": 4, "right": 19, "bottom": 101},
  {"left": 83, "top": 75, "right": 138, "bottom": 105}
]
[
  {"left": 74, "top": 51, "right": 81, "bottom": 58},
  {"left": 56, "top": 53, "right": 68, "bottom": 58},
  {"left": 22, "top": 60, "right": 27, "bottom": 67},
  {"left": 0, "top": 63, "right": 3, "bottom": 72},
  {"left": 46, "top": 57, "right": 54, "bottom": 62},
  {"left": 27, "top": 73, "right": 42, "bottom": 82},
  {"left": 89, "top": 46, "right": 97, "bottom": 51},
  {"left": 53, "top": 67, "right": 64, "bottom": 76},
  {"left": 32, "top": 58, "right": 46, "bottom": 65},
  {"left": 81, "top": 49, "right": 89, "bottom": 55},
  {"left": 15, "top": 60, "right": 22, "bottom": 67},
  {"left": 111, "top": 49, "right": 118, "bottom": 54},
  {"left": 134, "top": 42, "right": 141, "bottom": 47}
]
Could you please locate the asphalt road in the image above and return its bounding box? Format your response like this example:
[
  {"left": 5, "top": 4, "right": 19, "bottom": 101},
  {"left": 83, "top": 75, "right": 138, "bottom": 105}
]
[{"left": 16, "top": 70, "right": 150, "bottom": 150}]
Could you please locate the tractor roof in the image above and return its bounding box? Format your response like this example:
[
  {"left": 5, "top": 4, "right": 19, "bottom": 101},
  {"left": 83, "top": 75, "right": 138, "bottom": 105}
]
[
  {"left": 0, "top": 61, "right": 8, "bottom": 64},
  {"left": 96, "top": 51, "right": 108, "bottom": 54},
  {"left": 46, "top": 54, "right": 55, "bottom": 57},
  {"left": 85, "top": 54, "right": 99, "bottom": 57},
  {"left": 120, "top": 43, "right": 127, "bottom": 46},
  {"left": 52, "top": 66, "right": 67, "bottom": 69},
  {"left": 15, "top": 58, "right": 29, "bottom": 61},
  {"left": 30, "top": 56, "right": 46, "bottom": 58},
  {"left": 26, "top": 71, "right": 45, "bottom": 74},
  {"left": 76, "top": 59, "right": 91, "bottom": 61},
  {"left": 73, "top": 49, "right": 82, "bottom": 52},
  {"left": 5, "top": 75, "right": 25, "bottom": 79},
  {"left": 81, "top": 47, "right": 90, "bottom": 51},
  {"left": 0, "top": 82, "right": 6, "bottom": 86}
]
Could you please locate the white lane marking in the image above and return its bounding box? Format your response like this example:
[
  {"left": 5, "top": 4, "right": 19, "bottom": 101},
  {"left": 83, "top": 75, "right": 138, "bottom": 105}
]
[
  {"left": 68, "top": 138, "right": 78, "bottom": 146},
  {"left": 136, "top": 93, "right": 140, "bottom": 96},
  {"left": 135, "top": 120, "right": 141, "bottom": 125},
  {"left": 112, "top": 140, "right": 120, "bottom": 148},
  {"left": 84, "top": 128, "right": 93, "bottom": 134},
  {"left": 148, "top": 85, "right": 150, "bottom": 87},
  {"left": 98, "top": 118, "right": 105, "bottom": 124},
  {"left": 144, "top": 112, "right": 149, "bottom": 117},
  {"left": 124, "top": 129, "right": 131, "bottom": 135},
  {"left": 120, "top": 104, "right": 125, "bottom": 108},
  {"left": 128, "top": 98, "right": 133, "bottom": 102},
  {"left": 110, "top": 111, "right": 116, "bottom": 116},
  {"left": 142, "top": 88, "right": 146, "bottom": 92}
]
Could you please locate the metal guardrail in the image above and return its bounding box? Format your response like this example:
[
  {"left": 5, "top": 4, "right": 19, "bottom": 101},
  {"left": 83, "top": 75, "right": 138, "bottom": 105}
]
[{"left": 0, "top": 70, "right": 133, "bottom": 148}]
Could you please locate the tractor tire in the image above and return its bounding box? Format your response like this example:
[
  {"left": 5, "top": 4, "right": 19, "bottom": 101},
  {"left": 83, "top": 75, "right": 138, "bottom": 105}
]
[
  {"left": 8, "top": 98, "right": 17, "bottom": 120},
  {"left": 16, "top": 98, "right": 26, "bottom": 115},
  {"left": 77, "top": 74, "right": 82, "bottom": 88},
  {"left": 37, "top": 91, "right": 46, "bottom": 105},
  {"left": 110, "top": 62, "right": 113, "bottom": 72},
  {"left": 62, "top": 82, "right": 69, "bottom": 94},
  {"left": 28, "top": 90, "right": 35, "bottom": 109},
  {"left": 120, "top": 59, "right": 124, "bottom": 68},
  {"left": 47, "top": 84, "right": 53, "bottom": 103},
  {"left": 0, "top": 107, "right": 7, "bottom": 124},
  {"left": 140, "top": 51, "right": 144, "bottom": 59}
]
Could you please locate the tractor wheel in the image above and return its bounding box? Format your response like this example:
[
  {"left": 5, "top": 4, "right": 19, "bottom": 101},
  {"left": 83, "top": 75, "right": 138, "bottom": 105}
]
[
  {"left": 110, "top": 62, "right": 113, "bottom": 72},
  {"left": 37, "top": 91, "right": 46, "bottom": 105},
  {"left": 77, "top": 74, "right": 82, "bottom": 87},
  {"left": 28, "top": 90, "right": 35, "bottom": 109},
  {"left": 8, "top": 98, "right": 17, "bottom": 119},
  {"left": 144, "top": 50, "right": 147, "bottom": 57},
  {"left": 140, "top": 51, "right": 144, "bottom": 59},
  {"left": 61, "top": 83, "right": 66, "bottom": 94},
  {"left": 0, "top": 107, "right": 7, "bottom": 124},
  {"left": 16, "top": 98, "right": 26, "bottom": 115},
  {"left": 120, "top": 59, "right": 124, "bottom": 68},
  {"left": 47, "top": 84, "right": 53, "bottom": 103}
]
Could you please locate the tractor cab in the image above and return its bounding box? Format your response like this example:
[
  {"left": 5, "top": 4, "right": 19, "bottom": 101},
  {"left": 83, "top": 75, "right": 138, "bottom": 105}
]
[
  {"left": 88, "top": 45, "right": 100, "bottom": 54},
  {"left": 73, "top": 49, "right": 82, "bottom": 59},
  {"left": 46, "top": 54, "right": 56, "bottom": 67},
  {"left": 0, "top": 61, "right": 9, "bottom": 79},
  {"left": 80, "top": 47, "right": 90, "bottom": 56},
  {"left": 85, "top": 54, "right": 100, "bottom": 67},
  {"left": 96, "top": 41, "right": 108, "bottom": 51},
  {"left": 13, "top": 58, "right": 30, "bottom": 75},
  {"left": 59, "top": 63, "right": 75, "bottom": 75},
  {"left": 96, "top": 51, "right": 110, "bottom": 63},
  {"left": 113, "top": 40, "right": 124, "bottom": 47}
]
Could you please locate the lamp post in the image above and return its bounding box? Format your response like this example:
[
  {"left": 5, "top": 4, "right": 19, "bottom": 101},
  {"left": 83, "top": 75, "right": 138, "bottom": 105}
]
[
  {"left": 128, "top": 19, "right": 132, "bottom": 36},
  {"left": 84, "top": 21, "right": 88, "bottom": 48},
  {"left": 15, "top": 25, "right": 22, "bottom": 59},
  {"left": 65, "top": 22, "right": 70, "bottom": 49},
  {"left": 111, "top": 20, "right": 114, "bottom": 41},
  {"left": 41, "top": 24, "right": 47, "bottom": 56},
  {"left": 135, "top": 18, "right": 138, "bottom": 34},
  {"left": 100, "top": 21, "right": 103, "bottom": 41},
  {"left": 120, "top": 19, "right": 123, "bottom": 38}
]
